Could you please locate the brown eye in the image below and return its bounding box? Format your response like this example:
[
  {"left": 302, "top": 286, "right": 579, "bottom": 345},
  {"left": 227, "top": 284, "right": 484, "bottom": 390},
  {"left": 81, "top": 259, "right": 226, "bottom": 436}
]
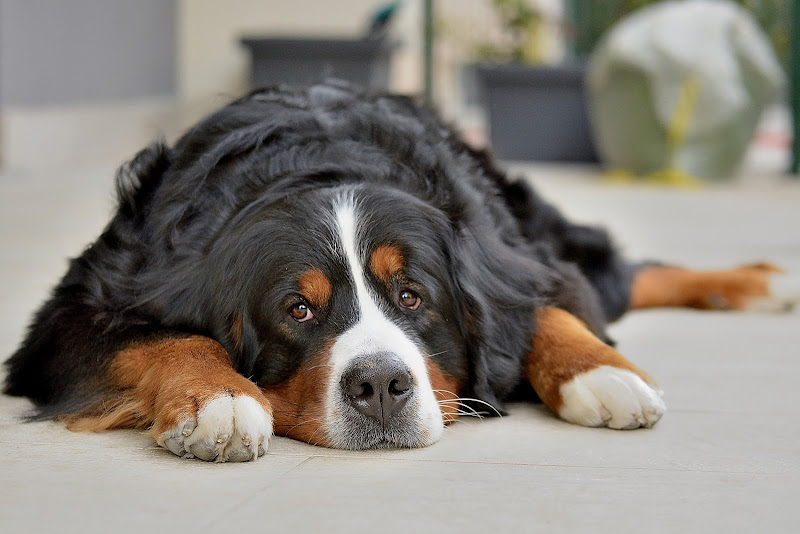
[
  {"left": 398, "top": 290, "right": 421, "bottom": 310},
  {"left": 289, "top": 302, "right": 314, "bottom": 322}
]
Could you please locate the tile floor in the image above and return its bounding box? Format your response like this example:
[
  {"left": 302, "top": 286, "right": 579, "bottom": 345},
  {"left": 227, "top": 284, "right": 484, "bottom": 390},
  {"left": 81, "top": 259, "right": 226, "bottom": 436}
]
[{"left": 1, "top": 162, "right": 798, "bottom": 533}]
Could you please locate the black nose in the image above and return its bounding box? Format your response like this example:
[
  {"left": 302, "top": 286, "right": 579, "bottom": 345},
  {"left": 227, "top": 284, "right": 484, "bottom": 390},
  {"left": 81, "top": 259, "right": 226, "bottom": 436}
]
[{"left": 340, "top": 353, "right": 414, "bottom": 424}]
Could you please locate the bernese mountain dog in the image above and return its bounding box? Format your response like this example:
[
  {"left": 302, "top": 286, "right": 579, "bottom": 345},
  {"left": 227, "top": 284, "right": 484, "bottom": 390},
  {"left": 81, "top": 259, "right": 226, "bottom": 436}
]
[{"left": 3, "top": 81, "right": 783, "bottom": 462}]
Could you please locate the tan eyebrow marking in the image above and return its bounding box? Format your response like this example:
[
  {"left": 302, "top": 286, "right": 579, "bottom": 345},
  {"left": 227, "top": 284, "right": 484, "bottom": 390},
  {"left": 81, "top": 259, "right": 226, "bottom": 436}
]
[
  {"left": 298, "top": 267, "right": 332, "bottom": 310},
  {"left": 370, "top": 244, "right": 405, "bottom": 285}
]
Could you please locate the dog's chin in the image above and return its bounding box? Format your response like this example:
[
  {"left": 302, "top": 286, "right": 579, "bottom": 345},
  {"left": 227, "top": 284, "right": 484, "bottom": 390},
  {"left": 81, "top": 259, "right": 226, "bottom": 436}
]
[
  {"left": 326, "top": 404, "right": 444, "bottom": 451},
  {"left": 332, "top": 426, "right": 440, "bottom": 451}
]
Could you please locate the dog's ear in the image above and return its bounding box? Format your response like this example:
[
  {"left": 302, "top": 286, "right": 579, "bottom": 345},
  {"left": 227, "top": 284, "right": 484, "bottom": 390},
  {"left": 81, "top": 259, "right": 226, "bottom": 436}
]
[
  {"left": 214, "top": 308, "right": 260, "bottom": 377},
  {"left": 115, "top": 141, "right": 172, "bottom": 219},
  {"left": 448, "top": 223, "right": 556, "bottom": 413}
]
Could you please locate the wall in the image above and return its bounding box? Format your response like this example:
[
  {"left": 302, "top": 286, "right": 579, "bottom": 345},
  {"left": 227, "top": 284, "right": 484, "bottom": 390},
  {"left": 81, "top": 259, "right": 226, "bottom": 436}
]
[
  {"left": 0, "top": 0, "right": 562, "bottom": 170},
  {"left": 178, "top": 0, "right": 394, "bottom": 102},
  {"left": 0, "top": 0, "right": 176, "bottom": 107},
  {"left": 176, "top": 0, "right": 564, "bottom": 110}
]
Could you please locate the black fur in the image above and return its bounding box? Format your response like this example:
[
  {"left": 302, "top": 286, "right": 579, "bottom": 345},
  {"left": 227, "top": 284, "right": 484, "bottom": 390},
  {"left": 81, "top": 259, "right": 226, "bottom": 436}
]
[{"left": 4, "top": 81, "right": 637, "bottom": 418}]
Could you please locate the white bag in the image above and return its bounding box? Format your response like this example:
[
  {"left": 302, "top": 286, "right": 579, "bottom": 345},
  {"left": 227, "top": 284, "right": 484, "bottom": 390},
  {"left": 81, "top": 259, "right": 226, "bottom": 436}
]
[{"left": 587, "top": 0, "right": 785, "bottom": 180}]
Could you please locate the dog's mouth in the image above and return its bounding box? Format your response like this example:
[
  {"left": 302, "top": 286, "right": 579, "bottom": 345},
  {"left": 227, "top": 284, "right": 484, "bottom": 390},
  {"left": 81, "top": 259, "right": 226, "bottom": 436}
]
[{"left": 327, "top": 404, "right": 441, "bottom": 450}]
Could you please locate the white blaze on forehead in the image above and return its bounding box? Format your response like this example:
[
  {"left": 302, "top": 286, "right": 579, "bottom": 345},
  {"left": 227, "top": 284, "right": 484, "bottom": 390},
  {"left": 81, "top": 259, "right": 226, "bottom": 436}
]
[
  {"left": 325, "top": 190, "right": 443, "bottom": 446},
  {"left": 329, "top": 192, "right": 425, "bottom": 370}
]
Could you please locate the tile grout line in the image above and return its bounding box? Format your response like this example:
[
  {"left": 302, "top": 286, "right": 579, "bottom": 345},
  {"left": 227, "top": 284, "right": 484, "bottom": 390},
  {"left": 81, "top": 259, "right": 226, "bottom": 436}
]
[
  {"left": 197, "top": 455, "right": 321, "bottom": 529},
  {"left": 260, "top": 451, "right": 785, "bottom": 477}
]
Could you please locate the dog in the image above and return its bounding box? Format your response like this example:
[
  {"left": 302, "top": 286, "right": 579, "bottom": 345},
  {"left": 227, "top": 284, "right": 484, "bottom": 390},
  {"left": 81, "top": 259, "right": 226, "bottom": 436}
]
[{"left": 3, "top": 81, "right": 785, "bottom": 462}]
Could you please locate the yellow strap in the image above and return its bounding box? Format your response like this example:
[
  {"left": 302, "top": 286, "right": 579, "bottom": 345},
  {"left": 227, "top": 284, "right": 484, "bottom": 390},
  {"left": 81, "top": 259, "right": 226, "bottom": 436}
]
[
  {"left": 666, "top": 75, "right": 702, "bottom": 167},
  {"left": 601, "top": 76, "right": 704, "bottom": 187}
]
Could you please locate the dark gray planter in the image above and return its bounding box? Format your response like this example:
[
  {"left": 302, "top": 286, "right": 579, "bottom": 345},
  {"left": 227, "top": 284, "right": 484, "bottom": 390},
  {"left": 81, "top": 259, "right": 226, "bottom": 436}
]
[
  {"left": 474, "top": 63, "right": 597, "bottom": 162},
  {"left": 240, "top": 37, "right": 396, "bottom": 90}
]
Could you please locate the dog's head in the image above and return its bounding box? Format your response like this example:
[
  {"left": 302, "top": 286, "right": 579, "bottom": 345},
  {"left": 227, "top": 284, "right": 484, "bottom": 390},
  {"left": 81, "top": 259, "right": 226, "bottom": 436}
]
[
  {"left": 207, "top": 183, "right": 470, "bottom": 448},
  {"left": 125, "top": 82, "right": 548, "bottom": 449}
]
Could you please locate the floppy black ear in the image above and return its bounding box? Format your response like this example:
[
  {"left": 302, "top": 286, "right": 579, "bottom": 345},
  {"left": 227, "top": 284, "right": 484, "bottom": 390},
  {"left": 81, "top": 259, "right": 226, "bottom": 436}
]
[
  {"left": 448, "top": 221, "right": 556, "bottom": 413},
  {"left": 212, "top": 308, "right": 261, "bottom": 377}
]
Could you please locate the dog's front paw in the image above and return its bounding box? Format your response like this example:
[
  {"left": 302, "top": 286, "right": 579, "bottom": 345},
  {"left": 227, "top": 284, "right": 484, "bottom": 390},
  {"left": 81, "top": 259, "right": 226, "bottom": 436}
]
[
  {"left": 557, "top": 366, "right": 666, "bottom": 429},
  {"left": 156, "top": 394, "right": 273, "bottom": 462}
]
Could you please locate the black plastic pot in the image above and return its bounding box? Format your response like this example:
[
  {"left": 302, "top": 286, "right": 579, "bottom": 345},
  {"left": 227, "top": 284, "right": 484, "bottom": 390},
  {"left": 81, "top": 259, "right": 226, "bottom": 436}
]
[
  {"left": 474, "top": 63, "right": 597, "bottom": 162},
  {"left": 240, "top": 37, "right": 396, "bottom": 90}
]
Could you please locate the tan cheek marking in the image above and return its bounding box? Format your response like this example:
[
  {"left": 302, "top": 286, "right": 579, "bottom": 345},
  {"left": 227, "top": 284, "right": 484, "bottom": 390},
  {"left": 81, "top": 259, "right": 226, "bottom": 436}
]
[
  {"left": 64, "top": 336, "right": 272, "bottom": 437},
  {"left": 299, "top": 267, "right": 332, "bottom": 311},
  {"left": 630, "top": 263, "right": 780, "bottom": 310},
  {"left": 370, "top": 244, "right": 405, "bottom": 286},
  {"left": 425, "top": 359, "right": 462, "bottom": 425},
  {"left": 260, "top": 348, "right": 333, "bottom": 447},
  {"left": 525, "top": 308, "right": 655, "bottom": 416}
]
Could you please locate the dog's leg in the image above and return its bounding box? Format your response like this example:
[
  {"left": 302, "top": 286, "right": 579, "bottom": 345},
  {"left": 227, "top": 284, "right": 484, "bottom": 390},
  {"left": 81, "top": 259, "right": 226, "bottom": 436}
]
[
  {"left": 525, "top": 307, "right": 665, "bottom": 429},
  {"left": 630, "top": 262, "right": 795, "bottom": 312},
  {"left": 66, "top": 335, "right": 273, "bottom": 462}
]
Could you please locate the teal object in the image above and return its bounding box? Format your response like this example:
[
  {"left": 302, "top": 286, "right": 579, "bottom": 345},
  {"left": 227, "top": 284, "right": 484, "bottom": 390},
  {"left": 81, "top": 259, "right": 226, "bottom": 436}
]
[{"left": 366, "top": 1, "right": 402, "bottom": 40}]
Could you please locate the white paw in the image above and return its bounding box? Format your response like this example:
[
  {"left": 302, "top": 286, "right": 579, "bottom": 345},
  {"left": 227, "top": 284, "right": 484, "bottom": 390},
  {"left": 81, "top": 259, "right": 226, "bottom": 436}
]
[
  {"left": 746, "top": 274, "right": 800, "bottom": 314},
  {"left": 157, "top": 395, "right": 273, "bottom": 462},
  {"left": 558, "top": 366, "right": 666, "bottom": 430}
]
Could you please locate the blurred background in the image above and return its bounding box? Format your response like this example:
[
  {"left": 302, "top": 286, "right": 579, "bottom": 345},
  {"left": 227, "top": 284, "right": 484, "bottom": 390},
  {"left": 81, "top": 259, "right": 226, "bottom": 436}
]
[{"left": 0, "top": 0, "right": 795, "bottom": 181}]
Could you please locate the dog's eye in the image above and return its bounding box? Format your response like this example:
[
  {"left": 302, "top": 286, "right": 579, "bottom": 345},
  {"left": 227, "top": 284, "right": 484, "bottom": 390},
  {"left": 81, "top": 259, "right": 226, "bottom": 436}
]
[
  {"left": 289, "top": 303, "right": 314, "bottom": 322},
  {"left": 398, "top": 290, "right": 421, "bottom": 310}
]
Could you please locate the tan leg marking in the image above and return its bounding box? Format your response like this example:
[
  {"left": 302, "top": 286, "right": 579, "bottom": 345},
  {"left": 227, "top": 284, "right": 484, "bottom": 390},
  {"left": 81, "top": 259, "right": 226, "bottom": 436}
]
[
  {"left": 66, "top": 336, "right": 273, "bottom": 462},
  {"left": 525, "top": 308, "right": 664, "bottom": 429},
  {"left": 630, "top": 263, "right": 783, "bottom": 310}
]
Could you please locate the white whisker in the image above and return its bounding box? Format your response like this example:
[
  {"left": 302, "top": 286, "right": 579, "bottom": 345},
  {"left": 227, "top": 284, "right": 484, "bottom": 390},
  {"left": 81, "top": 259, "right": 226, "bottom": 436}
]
[
  {"left": 444, "top": 407, "right": 485, "bottom": 419},
  {"left": 432, "top": 393, "right": 503, "bottom": 417},
  {"left": 275, "top": 417, "right": 323, "bottom": 436}
]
